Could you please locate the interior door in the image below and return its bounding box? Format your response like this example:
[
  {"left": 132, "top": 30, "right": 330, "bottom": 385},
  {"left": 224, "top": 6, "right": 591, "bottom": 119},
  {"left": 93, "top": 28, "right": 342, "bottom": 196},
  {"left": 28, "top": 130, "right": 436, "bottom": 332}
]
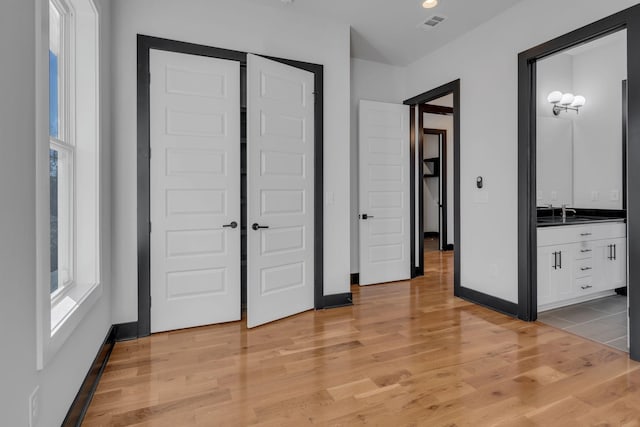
[
  {"left": 246, "top": 54, "right": 315, "bottom": 328},
  {"left": 149, "top": 49, "right": 241, "bottom": 333},
  {"left": 359, "top": 100, "right": 411, "bottom": 286}
]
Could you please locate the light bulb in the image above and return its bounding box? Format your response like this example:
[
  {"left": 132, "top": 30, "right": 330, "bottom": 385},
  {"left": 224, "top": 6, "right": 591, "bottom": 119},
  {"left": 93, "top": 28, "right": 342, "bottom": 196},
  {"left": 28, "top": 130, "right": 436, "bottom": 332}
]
[
  {"left": 571, "top": 95, "right": 586, "bottom": 108},
  {"left": 547, "top": 91, "right": 563, "bottom": 104},
  {"left": 423, "top": 0, "right": 438, "bottom": 8},
  {"left": 560, "top": 93, "right": 575, "bottom": 106}
]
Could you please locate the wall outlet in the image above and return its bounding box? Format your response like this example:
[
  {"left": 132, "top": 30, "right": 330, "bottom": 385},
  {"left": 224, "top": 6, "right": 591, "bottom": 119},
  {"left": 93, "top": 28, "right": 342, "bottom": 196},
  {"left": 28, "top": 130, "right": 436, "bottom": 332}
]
[
  {"left": 611, "top": 190, "right": 620, "bottom": 201},
  {"left": 550, "top": 191, "right": 557, "bottom": 201},
  {"left": 29, "top": 386, "right": 40, "bottom": 427},
  {"left": 591, "top": 191, "right": 599, "bottom": 202}
]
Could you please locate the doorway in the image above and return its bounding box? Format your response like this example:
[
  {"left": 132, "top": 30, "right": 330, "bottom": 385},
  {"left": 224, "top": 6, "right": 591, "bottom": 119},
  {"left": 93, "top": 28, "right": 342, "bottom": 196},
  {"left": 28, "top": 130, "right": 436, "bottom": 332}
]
[
  {"left": 517, "top": 4, "right": 640, "bottom": 361},
  {"left": 404, "top": 81, "right": 462, "bottom": 297}
]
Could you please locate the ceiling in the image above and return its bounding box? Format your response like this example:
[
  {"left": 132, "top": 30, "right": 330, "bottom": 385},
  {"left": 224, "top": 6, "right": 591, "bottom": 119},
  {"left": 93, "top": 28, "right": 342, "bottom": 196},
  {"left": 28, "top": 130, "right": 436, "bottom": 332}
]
[{"left": 243, "top": 0, "right": 526, "bottom": 66}]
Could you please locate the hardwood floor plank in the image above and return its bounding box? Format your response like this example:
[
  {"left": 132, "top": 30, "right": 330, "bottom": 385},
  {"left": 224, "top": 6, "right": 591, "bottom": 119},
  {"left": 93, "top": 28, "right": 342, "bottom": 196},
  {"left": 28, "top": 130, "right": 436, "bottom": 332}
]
[{"left": 83, "top": 250, "right": 640, "bottom": 426}]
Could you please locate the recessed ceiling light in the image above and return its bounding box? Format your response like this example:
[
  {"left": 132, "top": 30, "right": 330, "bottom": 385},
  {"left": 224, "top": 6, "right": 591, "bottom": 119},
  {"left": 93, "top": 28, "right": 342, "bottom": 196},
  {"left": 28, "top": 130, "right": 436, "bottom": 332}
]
[{"left": 422, "top": 0, "right": 438, "bottom": 8}]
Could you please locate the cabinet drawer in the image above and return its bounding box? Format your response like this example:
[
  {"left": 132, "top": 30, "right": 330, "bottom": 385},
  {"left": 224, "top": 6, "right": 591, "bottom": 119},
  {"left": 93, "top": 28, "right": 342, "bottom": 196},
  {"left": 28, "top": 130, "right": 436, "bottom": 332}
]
[
  {"left": 576, "top": 276, "right": 596, "bottom": 293},
  {"left": 575, "top": 259, "right": 594, "bottom": 278},
  {"left": 575, "top": 243, "right": 593, "bottom": 260},
  {"left": 590, "top": 222, "right": 626, "bottom": 240},
  {"left": 538, "top": 221, "right": 626, "bottom": 246}
]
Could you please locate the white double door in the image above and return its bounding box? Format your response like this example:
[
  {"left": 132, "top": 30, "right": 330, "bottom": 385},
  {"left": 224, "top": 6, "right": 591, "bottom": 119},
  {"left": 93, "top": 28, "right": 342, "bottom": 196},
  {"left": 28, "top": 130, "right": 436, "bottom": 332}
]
[{"left": 150, "top": 50, "right": 314, "bottom": 332}]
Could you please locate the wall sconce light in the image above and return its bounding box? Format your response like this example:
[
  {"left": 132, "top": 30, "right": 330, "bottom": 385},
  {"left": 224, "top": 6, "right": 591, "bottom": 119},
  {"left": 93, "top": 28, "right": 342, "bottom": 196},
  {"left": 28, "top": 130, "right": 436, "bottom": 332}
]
[{"left": 547, "top": 91, "right": 586, "bottom": 115}]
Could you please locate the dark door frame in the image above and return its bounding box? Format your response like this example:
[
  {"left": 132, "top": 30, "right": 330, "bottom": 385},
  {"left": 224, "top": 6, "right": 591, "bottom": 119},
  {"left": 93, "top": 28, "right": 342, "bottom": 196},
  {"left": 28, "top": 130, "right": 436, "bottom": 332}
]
[
  {"left": 404, "top": 81, "right": 461, "bottom": 293},
  {"left": 421, "top": 128, "right": 449, "bottom": 253},
  {"left": 136, "top": 34, "right": 350, "bottom": 338},
  {"left": 517, "top": 5, "right": 640, "bottom": 360}
]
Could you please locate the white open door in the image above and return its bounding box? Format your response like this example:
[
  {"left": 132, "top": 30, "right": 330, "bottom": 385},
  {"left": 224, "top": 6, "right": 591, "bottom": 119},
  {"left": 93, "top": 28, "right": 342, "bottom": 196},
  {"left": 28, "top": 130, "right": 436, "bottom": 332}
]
[
  {"left": 246, "top": 54, "right": 315, "bottom": 328},
  {"left": 150, "top": 50, "right": 241, "bottom": 333},
  {"left": 359, "top": 100, "right": 411, "bottom": 286}
]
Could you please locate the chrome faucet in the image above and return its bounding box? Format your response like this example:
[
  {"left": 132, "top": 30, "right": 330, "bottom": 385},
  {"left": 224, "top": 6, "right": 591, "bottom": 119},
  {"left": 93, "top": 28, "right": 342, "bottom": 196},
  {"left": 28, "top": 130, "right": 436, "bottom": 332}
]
[{"left": 561, "top": 204, "right": 576, "bottom": 221}]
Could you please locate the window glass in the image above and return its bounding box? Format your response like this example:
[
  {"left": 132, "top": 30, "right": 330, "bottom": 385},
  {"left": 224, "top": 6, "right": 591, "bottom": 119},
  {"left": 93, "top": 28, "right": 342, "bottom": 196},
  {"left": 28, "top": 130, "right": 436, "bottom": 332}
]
[{"left": 49, "top": 3, "right": 61, "bottom": 139}]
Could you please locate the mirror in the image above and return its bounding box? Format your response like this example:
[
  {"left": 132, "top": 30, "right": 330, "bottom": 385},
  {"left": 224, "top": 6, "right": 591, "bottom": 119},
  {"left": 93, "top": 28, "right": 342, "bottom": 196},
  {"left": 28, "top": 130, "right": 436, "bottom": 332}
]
[{"left": 536, "top": 30, "right": 626, "bottom": 210}]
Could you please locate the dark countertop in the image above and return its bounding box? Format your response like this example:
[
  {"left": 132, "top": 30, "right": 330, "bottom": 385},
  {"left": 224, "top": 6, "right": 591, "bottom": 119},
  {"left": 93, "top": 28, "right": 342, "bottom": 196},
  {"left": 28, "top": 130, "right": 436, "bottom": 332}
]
[{"left": 537, "top": 215, "right": 626, "bottom": 228}]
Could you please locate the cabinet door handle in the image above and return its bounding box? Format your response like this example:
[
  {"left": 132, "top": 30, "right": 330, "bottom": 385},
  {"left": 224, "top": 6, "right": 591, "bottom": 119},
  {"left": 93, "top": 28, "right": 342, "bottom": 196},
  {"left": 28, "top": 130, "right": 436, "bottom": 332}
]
[
  {"left": 608, "top": 244, "right": 613, "bottom": 260},
  {"left": 580, "top": 232, "right": 592, "bottom": 237},
  {"left": 580, "top": 249, "right": 592, "bottom": 253},
  {"left": 558, "top": 251, "right": 562, "bottom": 269},
  {"left": 552, "top": 252, "right": 557, "bottom": 269},
  {"left": 614, "top": 244, "right": 617, "bottom": 260},
  {"left": 581, "top": 285, "right": 593, "bottom": 290},
  {"left": 580, "top": 267, "right": 592, "bottom": 271}
]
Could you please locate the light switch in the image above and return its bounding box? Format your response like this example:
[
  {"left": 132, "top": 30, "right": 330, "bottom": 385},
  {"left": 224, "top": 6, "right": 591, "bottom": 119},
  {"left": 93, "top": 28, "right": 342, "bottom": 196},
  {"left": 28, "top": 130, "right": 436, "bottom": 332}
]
[
  {"left": 550, "top": 191, "right": 558, "bottom": 201},
  {"left": 611, "top": 190, "right": 620, "bottom": 201},
  {"left": 591, "top": 191, "right": 599, "bottom": 202}
]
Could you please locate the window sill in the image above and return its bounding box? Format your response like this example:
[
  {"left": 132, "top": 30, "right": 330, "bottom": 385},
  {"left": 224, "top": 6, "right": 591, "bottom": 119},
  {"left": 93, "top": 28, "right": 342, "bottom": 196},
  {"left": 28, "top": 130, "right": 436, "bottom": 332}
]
[{"left": 44, "top": 281, "right": 102, "bottom": 367}]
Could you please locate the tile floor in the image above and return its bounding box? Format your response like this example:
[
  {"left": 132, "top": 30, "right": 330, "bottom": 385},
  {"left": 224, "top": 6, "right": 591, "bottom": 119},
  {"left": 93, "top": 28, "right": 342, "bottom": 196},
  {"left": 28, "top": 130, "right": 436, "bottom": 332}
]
[{"left": 538, "top": 295, "right": 628, "bottom": 352}]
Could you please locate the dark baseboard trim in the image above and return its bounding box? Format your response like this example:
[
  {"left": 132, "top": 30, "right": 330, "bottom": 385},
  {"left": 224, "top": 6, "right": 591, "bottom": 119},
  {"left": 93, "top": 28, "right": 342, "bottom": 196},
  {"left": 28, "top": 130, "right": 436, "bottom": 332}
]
[
  {"left": 455, "top": 286, "right": 518, "bottom": 318},
  {"left": 424, "top": 232, "right": 439, "bottom": 238},
  {"left": 62, "top": 326, "right": 116, "bottom": 427},
  {"left": 114, "top": 321, "right": 138, "bottom": 341},
  {"left": 321, "top": 292, "right": 353, "bottom": 309},
  {"left": 350, "top": 273, "right": 359, "bottom": 285},
  {"left": 445, "top": 244, "right": 454, "bottom": 251}
]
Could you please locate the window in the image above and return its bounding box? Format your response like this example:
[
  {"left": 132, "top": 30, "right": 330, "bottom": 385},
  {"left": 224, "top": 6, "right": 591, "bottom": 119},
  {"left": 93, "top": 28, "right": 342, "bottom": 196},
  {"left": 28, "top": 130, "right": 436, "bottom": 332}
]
[
  {"left": 37, "top": 0, "right": 101, "bottom": 369},
  {"left": 49, "top": 0, "right": 73, "bottom": 295}
]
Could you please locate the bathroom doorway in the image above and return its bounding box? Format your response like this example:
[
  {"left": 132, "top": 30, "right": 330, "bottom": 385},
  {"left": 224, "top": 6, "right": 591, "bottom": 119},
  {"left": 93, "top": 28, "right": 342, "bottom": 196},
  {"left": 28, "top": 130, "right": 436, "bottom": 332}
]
[
  {"left": 534, "top": 31, "right": 628, "bottom": 351},
  {"left": 517, "top": 4, "right": 640, "bottom": 360}
]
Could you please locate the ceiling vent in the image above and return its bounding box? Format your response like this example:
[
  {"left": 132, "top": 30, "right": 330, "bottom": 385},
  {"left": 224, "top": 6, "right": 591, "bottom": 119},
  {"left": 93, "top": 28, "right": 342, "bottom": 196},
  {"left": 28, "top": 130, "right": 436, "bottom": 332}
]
[{"left": 418, "top": 15, "right": 447, "bottom": 30}]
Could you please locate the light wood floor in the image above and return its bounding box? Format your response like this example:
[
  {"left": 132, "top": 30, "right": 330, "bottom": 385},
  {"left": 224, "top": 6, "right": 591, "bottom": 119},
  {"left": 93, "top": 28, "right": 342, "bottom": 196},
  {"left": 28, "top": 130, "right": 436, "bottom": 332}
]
[{"left": 84, "top": 250, "right": 640, "bottom": 426}]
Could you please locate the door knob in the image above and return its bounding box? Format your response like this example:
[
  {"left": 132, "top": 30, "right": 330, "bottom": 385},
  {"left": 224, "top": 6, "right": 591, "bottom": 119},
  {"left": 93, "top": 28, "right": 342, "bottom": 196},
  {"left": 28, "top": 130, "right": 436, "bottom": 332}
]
[
  {"left": 360, "top": 214, "right": 374, "bottom": 220},
  {"left": 252, "top": 223, "right": 269, "bottom": 231},
  {"left": 223, "top": 221, "right": 238, "bottom": 229}
]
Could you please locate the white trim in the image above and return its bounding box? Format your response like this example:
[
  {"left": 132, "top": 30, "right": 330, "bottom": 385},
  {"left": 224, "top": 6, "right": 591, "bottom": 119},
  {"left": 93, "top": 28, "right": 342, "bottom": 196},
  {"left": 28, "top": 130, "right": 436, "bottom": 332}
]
[{"left": 36, "top": 0, "right": 101, "bottom": 370}]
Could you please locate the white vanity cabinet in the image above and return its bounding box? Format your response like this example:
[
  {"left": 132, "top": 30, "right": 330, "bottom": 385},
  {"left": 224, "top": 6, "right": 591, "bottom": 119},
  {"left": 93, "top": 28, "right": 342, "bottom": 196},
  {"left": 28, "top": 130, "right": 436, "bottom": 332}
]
[
  {"left": 537, "top": 244, "right": 573, "bottom": 306},
  {"left": 537, "top": 222, "right": 626, "bottom": 311}
]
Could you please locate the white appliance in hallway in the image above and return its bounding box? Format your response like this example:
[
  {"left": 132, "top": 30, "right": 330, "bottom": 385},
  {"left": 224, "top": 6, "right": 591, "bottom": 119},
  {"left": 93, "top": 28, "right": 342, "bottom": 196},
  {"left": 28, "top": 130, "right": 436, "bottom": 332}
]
[
  {"left": 246, "top": 54, "right": 315, "bottom": 328},
  {"left": 358, "top": 100, "right": 411, "bottom": 285},
  {"left": 149, "top": 50, "right": 241, "bottom": 333}
]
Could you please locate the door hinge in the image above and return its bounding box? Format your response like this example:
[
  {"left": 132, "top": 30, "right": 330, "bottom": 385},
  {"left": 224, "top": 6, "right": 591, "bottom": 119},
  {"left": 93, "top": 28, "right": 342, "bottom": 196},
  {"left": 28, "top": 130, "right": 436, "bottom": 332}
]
[{"left": 149, "top": 221, "right": 152, "bottom": 233}]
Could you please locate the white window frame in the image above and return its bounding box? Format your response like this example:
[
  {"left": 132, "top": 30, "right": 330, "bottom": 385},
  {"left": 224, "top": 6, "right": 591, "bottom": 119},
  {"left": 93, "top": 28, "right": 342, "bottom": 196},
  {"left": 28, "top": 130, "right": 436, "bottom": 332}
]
[
  {"left": 36, "top": 0, "right": 102, "bottom": 370},
  {"left": 49, "top": 0, "right": 77, "bottom": 302}
]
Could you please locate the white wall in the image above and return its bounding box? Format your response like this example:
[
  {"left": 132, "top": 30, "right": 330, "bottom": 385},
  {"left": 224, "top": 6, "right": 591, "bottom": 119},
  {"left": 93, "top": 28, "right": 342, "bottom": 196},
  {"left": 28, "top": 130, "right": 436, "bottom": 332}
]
[
  {"left": 536, "top": 53, "right": 574, "bottom": 207},
  {"left": 350, "top": 58, "right": 406, "bottom": 273},
  {"left": 536, "top": 35, "right": 626, "bottom": 210},
  {"left": 111, "top": 0, "right": 351, "bottom": 322},
  {"left": 0, "top": 0, "right": 112, "bottom": 425},
  {"left": 423, "top": 133, "right": 440, "bottom": 233},
  {"left": 404, "top": 0, "right": 638, "bottom": 302},
  {"left": 423, "top": 112, "right": 454, "bottom": 246},
  {"left": 572, "top": 37, "right": 627, "bottom": 209}
]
